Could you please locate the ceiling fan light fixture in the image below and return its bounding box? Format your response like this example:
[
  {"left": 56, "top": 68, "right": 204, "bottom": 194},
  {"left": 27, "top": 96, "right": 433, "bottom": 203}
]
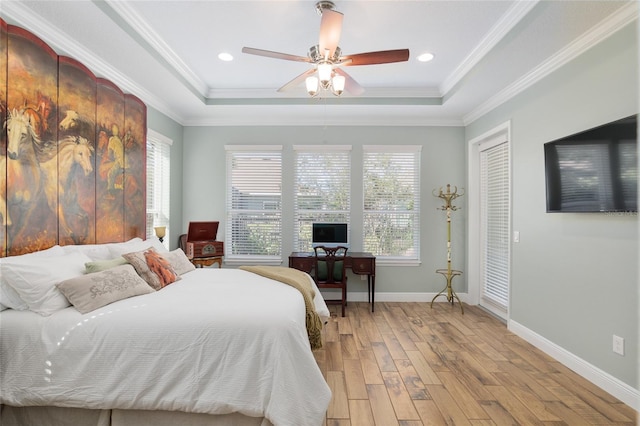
[
  {"left": 243, "top": 0, "right": 409, "bottom": 98},
  {"left": 306, "top": 76, "right": 319, "bottom": 96},
  {"left": 317, "top": 62, "right": 332, "bottom": 87},
  {"left": 331, "top": 74, "right": 345, "bottom": 96}
]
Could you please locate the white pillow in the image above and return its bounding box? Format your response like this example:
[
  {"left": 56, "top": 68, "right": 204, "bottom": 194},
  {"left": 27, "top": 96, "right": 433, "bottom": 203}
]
[
  {"left": 108, "top": 238, "right": 167, "bottom": 258},
  {"left": 62, "top": 244, "right": 112, "bottom": 261},
  {"left": 0, "top": 245, "right": 65, "bottom": 310},
  {"left": 163, "top": 249, "right": 196, "bottom": 275},
  {"left": 3, "top": 252, "right": 92, "bottom": 316}
]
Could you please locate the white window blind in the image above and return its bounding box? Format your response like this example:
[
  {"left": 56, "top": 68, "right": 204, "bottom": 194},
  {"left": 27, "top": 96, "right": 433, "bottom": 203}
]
[
  {"left": 293, "top": 145, "right": 351, "bottom": 252},
  {"left": 225, "top": 146, "right": 282, "bottom": 261},
  {"left": 480, "top": 141, "right": 510, "bottom": 312},
  {"left": 363, "top": 145, "right": 421, "bottom": 261},
  {"left": 146, "top": 130, "right": 171, "bottom": 246}
]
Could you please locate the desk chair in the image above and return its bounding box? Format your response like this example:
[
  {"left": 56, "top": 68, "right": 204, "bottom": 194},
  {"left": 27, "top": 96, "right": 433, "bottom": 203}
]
[{"left": 313, "top": 245, "right": 348, "bottom": 317}]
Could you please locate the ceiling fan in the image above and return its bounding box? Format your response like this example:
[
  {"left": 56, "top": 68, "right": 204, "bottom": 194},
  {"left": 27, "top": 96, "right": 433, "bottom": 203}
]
[{"left": 242, "top": 1, "right": 410, "bottom": 97}]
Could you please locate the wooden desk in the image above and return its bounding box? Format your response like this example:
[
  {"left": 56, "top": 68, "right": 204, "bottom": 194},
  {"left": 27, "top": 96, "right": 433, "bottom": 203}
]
[{"left": 289, "top": 252, "right": 377, "bottom": 312}]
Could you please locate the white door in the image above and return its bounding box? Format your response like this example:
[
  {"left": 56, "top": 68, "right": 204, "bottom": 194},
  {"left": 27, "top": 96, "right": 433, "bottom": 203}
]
[{"left": 479, "top": 139, "right": 510, "bottom": 319}]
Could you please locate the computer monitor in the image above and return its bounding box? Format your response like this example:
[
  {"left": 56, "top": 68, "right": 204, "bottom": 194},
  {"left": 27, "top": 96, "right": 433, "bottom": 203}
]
[{"left": 312, "top": 223, "right": 349, "bottom": 248}]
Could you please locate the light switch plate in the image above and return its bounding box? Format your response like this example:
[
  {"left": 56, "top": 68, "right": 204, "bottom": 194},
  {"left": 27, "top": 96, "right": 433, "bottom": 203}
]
[{"left": 613, "top": 335, "right": 624, "bottom": 356}]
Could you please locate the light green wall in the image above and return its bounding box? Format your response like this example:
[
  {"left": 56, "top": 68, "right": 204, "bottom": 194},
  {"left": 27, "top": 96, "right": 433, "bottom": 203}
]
[
  {"left": 147, "top": 107, "right": 184, "bottom": 250},
  {"left": 466, "top": 23, "right": 638, "bottom": 388},
  {"left": 181, "top": 125, "right": 467, "bottom": 295}
]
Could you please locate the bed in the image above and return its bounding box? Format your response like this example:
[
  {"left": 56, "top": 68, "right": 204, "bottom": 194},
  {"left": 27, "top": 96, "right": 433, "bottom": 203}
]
[{"left": 0, "top": 239, "right": 331, "bottom": 426}]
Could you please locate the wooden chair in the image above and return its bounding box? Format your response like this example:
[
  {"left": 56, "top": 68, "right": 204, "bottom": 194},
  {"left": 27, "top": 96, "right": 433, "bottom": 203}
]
[{"left": 313, "top": 245, "right": 348, "bottom": 317}]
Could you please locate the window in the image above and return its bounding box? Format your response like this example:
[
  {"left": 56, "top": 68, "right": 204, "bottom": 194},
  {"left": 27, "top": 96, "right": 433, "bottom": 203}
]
[
  {"left": 363, "top": 145, "right": 421, "bottom": 262},
  {"left": 146, "top": 129, "right": 171, "bottom": 246},
  {"left": 225, "top": 146, "right": 282, "bottom": 262},
  {"left": 294, "top": 145, "right": 351, "bottom": 251}
]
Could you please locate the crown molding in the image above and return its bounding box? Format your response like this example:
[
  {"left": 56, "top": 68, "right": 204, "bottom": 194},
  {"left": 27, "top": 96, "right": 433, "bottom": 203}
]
[
  {"left": 182, "top": 106, "right": 464, "bottom": 127},
  {"left": 1, "top": 0, "right": 187, "bottom": 126},
  {"left": 440, "top": 0, "right": 539, "bottom": 96},
  {"left": 104, "top": 0, "right": 209, "bottom": 96},
  {"left": 463, "top": 2, "right": 639, "bottom": 125}
]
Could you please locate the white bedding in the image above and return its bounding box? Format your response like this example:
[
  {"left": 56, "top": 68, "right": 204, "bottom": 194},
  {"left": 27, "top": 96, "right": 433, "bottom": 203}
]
[{"left": 0, "top": 268, "right": 331, "bottom": 426}]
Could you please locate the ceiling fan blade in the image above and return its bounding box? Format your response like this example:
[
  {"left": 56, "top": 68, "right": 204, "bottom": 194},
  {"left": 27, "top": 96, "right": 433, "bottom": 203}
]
[
  {"left": 318, "top": 9, "right": 343, "bottom": 58},
  {"left": 341, "top": 49, "right": 410, "bottom": 66},
  {"left": 277, "top": 68, "right": 317, "bottom": 92},
  {"left": 242, "top": 47, "right": 310, "bottom": 63},
  {"left": 334, "top": 68, "right": 364, "bottom": 96}
]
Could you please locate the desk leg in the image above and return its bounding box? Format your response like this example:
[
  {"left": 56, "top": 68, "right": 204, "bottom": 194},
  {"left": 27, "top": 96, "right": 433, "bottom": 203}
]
[{"left": 370, "top": 274, "right": 375, "bottom": 312}]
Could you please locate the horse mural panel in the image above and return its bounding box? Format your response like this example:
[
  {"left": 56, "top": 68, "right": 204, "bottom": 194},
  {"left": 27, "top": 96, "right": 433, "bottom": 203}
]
[
  {"left": 96, "top": 78, "right": 125, "bottom": 244},
  {"left": 6, "top": 24, "right": 58, "bottom": 254},
  {"left": 40, "top": 136, "right": 94, "bottom": 245},
  {"left": 58, "top": 56, "right": 97, "bottom": 245},
  {"left": 1, "top": 19, "right": 146, "bottom": 256},
  {"left": 1, "top": 19, "right": 8, "bottom": 257},
  {"left": 124, "top": 94, "right": 146, "bottom": 241}
]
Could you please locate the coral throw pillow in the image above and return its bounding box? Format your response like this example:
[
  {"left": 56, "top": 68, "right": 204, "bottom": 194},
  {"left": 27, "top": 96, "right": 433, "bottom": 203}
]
[{"left": 123, "top": 248, "right": 180, "bottom": 290}]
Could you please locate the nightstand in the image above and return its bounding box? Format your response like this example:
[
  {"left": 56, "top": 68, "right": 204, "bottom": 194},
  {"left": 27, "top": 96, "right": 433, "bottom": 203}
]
[{"left": 191, "top": 256, "right": 223, "bottom": 268}]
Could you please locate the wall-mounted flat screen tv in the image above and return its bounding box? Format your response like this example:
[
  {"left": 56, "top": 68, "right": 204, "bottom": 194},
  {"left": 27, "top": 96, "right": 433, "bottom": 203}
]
[
  {"left": 544, "top": 115, "right": 637, "bottom": 213},
  {"left": 312, "top": 223, "right": 349, "bottom": 248}
]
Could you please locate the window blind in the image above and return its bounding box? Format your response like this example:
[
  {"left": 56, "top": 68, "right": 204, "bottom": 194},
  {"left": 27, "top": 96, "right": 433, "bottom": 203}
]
[
  {"left": 225, "top": 146, "right": 282, "bottom": 260},
  {"left": 293, "top": 146, "right": 351, "bottom": 252},
  {"left": 363, "top": 145, "right": 420, "bottom": 260},
  {"left": 146, "top": 130, "right": 171, "bottom": 245},
  {"left": 480, "top": 141, "right": 510, "bottom": 311}
]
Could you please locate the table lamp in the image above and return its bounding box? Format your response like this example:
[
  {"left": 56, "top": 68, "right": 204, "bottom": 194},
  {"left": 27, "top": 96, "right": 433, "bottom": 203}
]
[{"left": 154, "top": 226, "right": 166, "bottom": 243}]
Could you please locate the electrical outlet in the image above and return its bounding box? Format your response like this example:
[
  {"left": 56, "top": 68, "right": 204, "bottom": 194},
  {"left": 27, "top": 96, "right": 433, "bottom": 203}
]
[{"left": 613, "top": 335, "right": 624, "bottom": 356}]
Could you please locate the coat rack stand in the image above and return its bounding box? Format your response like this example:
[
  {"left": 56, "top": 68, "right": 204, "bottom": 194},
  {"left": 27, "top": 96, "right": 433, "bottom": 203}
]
[{"left": 431, "top": 184, "right": 464, "bottom": 314}]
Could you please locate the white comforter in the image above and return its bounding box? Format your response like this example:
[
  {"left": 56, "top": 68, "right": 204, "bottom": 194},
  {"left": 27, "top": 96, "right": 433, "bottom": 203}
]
[{"left": 0, "top": 268, "right": 331, "bottom": 426}]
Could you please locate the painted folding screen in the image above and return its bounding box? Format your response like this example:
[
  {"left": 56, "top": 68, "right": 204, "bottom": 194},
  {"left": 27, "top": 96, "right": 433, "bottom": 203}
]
[{"left": 0, "top": 18, "right": 146, "bottom": 256}]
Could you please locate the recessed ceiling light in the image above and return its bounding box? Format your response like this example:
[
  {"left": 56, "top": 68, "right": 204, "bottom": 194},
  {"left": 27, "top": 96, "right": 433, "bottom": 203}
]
[
  {"left": 417, "top": 52, "right": 434, "bottom": 62},
  {"left": 218, "top": 52, "right": 233, "bottom": 61}
]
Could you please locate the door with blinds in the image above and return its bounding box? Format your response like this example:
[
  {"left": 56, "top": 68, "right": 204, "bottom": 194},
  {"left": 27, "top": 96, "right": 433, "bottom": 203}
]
[{"left": 479, "top": 139, "right": 510, "bottom": 319}]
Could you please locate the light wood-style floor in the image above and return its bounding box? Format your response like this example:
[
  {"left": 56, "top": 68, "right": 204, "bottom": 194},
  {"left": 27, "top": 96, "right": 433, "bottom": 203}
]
[{"left": 313, "top": 302, "right": 638, "bottom": 425}]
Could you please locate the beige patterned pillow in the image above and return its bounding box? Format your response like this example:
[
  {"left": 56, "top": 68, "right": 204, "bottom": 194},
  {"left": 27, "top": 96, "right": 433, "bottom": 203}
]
[
  {"left": 163, "top": 249, "right": 196, "bottom": 275},
  {"left": 122, "top": 247, "right": 181, "bottom": 290},
  {"left": 56, "top": 264, "right": 155, "bottom": 314}
]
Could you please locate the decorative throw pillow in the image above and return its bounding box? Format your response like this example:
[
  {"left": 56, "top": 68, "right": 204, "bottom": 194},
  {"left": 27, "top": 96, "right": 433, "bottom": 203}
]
[
  {"left": 162, "top": 249, "right": 196, "bottom": 275},
  {"left": 57, "top": 264, "right": 155, "bottom": 314},
  {"left": 122, "top": 247, "right": 180, "bottom": 290},
  {"left": 85, "top": 256, "right": 128, "bottom": 274}
]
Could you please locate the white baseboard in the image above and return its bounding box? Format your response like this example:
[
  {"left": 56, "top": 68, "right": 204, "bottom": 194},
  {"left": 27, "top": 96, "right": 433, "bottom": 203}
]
[
  {"left": 319, "top": 290, "right": 469, "bottom": 304},
  {"left": 508, "top": 320, "right": 640, "bottom": 411}
]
